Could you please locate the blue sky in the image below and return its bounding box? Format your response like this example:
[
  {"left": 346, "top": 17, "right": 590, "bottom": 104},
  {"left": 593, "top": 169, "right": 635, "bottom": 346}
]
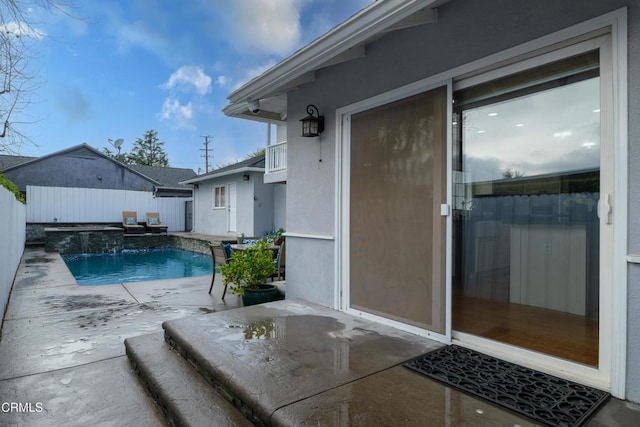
[{"left": 11, "top": 0, "right": 373, "bottom": 172}]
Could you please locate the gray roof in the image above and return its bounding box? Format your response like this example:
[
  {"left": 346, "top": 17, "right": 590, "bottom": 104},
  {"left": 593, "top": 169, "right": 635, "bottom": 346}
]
[
  {"left": 129, "top": 164, "right": 197, "bottom": 188},
  {"left": 1, "top": 145, "right": 196, "bottom": 190},
  {"left": 181, "top": 154, "right": 265, "bottom": 185},
  {"left": 203, "top": 154, "right": 265, "bottom": 177},
  {"left": 0, "top": 155, "right": 36, "bottom": 171}
]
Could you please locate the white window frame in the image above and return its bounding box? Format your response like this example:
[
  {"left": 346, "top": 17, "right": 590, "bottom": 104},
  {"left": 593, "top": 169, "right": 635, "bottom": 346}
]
[
  {"left": 334, "top": 8, "right": 627, "bottom": 398},
  {"left": 213, "top": 185, "right": 226, "bottom": 209}
]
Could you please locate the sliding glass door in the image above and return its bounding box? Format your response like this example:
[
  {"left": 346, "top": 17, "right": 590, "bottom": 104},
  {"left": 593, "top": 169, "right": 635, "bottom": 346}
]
[
  {"left": 348, "top": 85, "right": 448, "bottom": 334},
  {"left": 452, "top": 49, "right": 606, "bottom": 367}
]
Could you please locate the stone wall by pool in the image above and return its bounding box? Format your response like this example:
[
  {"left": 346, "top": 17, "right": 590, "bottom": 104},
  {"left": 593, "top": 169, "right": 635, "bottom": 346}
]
[
  {"left": 45, "top": 227, "right": 124, "bottom": 254},
  {"left": 44, "top": 227, "right": 233, "bottom": 255}
]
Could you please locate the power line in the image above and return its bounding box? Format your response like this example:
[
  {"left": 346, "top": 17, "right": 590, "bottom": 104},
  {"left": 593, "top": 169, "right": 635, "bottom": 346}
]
[{"left": 199, "top": 135, "right": 213, "bottom": 173}]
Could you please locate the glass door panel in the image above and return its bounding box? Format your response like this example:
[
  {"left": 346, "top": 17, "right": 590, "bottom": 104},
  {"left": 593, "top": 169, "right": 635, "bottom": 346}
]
[
  {"left": 349, "top": 86, "right": 447, "bottom": 333},
  {"left": 452, "top": 52, "right": 601, "bottom": 366}
]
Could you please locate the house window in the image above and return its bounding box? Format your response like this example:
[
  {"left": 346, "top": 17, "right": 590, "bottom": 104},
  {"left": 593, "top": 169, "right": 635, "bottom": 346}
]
[{"left": 214, "top": 185, "right": 225, "bottom": 208}]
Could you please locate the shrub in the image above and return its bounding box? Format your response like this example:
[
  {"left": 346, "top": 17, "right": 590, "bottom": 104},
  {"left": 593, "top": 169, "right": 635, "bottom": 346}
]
[{"left": 0, "top": 174, "right": 25, "bottom": 204}]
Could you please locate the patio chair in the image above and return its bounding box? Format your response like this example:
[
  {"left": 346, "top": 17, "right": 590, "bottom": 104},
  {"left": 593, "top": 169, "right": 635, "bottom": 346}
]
[
  {"left": 209, "top": 242, "right": 232, "bottom": 299},
  {"left": 272, "top": 241, "right": 285, "bottom": 281},
  {"left": 122, "top": 211, "right": 144, "bottom": 234},
  {"left": 145, "top": 212, "right": 168, "bottom": 234}
]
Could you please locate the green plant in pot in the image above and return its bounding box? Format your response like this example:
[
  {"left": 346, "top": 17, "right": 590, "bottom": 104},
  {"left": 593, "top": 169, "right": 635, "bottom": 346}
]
[
  {"left": 220, "top": 240, "right": 278, "bottom": 306},
  {"left": 265, "top": 227, "right": 285, "bottom": 245}
]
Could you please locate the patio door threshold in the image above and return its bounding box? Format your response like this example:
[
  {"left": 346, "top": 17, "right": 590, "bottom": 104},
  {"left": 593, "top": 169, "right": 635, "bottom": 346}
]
[{"left": 343, "top": 307, "right": 450, "bottom": 345}]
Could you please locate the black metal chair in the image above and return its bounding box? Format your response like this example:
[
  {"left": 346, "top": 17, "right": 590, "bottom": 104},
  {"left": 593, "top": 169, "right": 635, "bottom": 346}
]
[
  {"left": 209, "top": 243, "right": 231, "bottom": 299},
  {"left": 272, "top": 241, "right": 285, "bottom": 281}
]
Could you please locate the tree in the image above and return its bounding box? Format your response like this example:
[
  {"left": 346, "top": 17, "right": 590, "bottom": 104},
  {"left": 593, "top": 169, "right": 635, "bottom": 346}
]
[
  {"left": 502, "top": 168, "right": 525, "bottom": 179},
  {"left": 0, "top": 1, "right": 72, "bottom": 154},
  {"left": 126, "top": 129, "right": 169, "bottom": 167},
  {"left": 101, "top": 146, "right": 127, "bottom": 164},
  {"left": 243, "top": 147, "right": 265, "bottom": 160}
]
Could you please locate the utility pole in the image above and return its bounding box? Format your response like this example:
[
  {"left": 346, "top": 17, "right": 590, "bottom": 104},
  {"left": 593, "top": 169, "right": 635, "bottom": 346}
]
[{"left": 200, "top": 135, "right": 213, "bottom": 173}]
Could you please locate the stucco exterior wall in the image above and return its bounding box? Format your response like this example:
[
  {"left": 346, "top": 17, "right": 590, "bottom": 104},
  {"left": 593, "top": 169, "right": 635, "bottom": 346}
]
[
  {"left": 252, "top": 172, "right": 275, "bottom": 235},
  {"left": 193, "top": 180, "right": 229, "bottom": 236},
  {"left": 284, "top": 0, "right": 638, "bottom": 400},
  {"left": 192, "top": 171, "right": 277, "bottom": 238},
  {"left": 273, "top": 184, "right": 286, "bottom": 231}
]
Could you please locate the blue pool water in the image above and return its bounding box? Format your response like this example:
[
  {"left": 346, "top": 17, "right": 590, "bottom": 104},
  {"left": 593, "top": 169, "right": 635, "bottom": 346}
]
[{"left": 63, "top": 248, "right": 213, "bottom": 286}]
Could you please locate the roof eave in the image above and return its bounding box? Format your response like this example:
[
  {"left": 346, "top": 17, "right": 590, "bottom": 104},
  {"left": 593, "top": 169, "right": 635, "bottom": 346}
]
[
  {"left": 181, "top": 167, "right": 265, "bottom": 185},
  {"left": 226, "top": 0, "right": 440, "bottom": 107}
]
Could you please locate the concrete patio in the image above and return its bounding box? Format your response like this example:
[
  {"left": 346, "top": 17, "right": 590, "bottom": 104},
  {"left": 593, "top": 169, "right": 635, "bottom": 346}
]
[{"left": 0, "top": 247, "right": 639, "bottom": 426}]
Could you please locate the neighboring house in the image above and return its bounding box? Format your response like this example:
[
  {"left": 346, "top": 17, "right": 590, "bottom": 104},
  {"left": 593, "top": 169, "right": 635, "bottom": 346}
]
[
  {"left": 0, "top": 154, "right": 36, "bottom": 171},
  {"left": 181, "top": 154, "right": 285, "bottom": 237},
  {"left": 129, "top": 164, "right": 196, "bottom": 197},
  {"left": 222, "top": 0, "right": 640, "bottom": 404},
  {"left": 0, "top": 143, "right": 195, "bottom": 197}
]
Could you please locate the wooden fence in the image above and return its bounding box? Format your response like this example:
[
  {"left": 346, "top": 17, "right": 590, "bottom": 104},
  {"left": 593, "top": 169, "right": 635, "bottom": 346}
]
[{"left": 26, "top": 186, "right": 191, "bottom": 232}]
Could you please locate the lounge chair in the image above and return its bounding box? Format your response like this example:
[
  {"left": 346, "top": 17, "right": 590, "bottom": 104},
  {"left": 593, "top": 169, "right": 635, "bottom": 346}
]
[
  {"left": 122, "top": 211, "right": 144, "bottom": 234},
  {"left": 145, "top": 212, "right": 168, "bottom": 233},
  {"left": 209, "top": 242, "right": 232, "bottom": 299}
]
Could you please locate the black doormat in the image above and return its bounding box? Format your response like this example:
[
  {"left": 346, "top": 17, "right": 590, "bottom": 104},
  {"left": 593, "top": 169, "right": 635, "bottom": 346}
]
[{"left": 404, "top": 345, "right": 609, "bottom": 427}]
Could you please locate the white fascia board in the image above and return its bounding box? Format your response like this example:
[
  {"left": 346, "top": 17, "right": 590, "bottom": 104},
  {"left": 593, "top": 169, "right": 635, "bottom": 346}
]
[
  {"left": 180, "top": 167, "right": 264, "bottom": 185},
  {"left": 227, "top": 0, "right": 440, "bottom": 104}
]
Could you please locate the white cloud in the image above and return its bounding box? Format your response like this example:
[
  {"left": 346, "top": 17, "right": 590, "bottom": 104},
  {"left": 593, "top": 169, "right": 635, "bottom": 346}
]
[
  {"left": 227, "top": 0, "right": 302, "bottom": 56},
  {"left": 158, "top": 97, "right": 195, "bottom": 130},
  {"left": 163, "top": 66, "right": 212, "bottom": 96},
  {"left": 216, "top": 75, "right": 230, "bottom": 88}
]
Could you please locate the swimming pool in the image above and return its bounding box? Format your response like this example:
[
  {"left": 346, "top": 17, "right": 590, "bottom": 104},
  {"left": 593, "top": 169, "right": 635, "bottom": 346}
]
[{"left": 62, "top": 248, "right": 213, "bottom": 286}]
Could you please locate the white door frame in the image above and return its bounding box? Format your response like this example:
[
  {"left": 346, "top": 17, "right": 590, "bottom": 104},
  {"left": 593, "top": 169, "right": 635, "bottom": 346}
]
[{"left": 334, "top": 8, "right": 627, "bottom": 397}]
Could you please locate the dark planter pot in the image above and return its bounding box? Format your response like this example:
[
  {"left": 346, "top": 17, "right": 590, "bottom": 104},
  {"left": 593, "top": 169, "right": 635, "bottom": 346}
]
[{"left": 242, "top": 284, "right": 280, "bottom": 306}]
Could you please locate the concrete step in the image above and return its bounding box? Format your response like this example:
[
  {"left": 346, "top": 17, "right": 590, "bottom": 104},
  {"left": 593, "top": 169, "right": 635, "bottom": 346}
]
[
  {"left": 160, "top": 300, "right": 444, "bottom": 426},
  {"left": 124, "top": 332, "right": 252, "bottom": 427}
]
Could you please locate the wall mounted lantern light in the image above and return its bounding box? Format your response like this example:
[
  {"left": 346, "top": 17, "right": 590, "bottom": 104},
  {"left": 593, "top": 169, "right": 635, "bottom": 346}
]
[{"left": 300, "top": 104, "right": 324, "bottom": 137}]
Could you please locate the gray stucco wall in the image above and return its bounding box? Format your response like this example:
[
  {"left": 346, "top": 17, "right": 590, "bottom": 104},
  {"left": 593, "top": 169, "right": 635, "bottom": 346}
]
[
  {"left": 284, "top": 0, "right": 638, "bottom": 400},
  {"left": 193, "top": 180, "right": 229, "bottom": 235},
  {"left": 273, "top": 184, "right": 286, "bottom": 230},
  {"left": 5, "top": 147, "right": 155, "bottom": 192},
  {"left": 252, "top": 171, "right": 275, "bottom": 235},
  {"left": 192, "top": 172, "right": 276, "bottom": 237}
]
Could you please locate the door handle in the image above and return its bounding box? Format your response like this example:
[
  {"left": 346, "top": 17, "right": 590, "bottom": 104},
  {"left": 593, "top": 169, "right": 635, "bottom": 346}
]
[{"left": 598, "top": 194, "right": 612, "bottom": 225}]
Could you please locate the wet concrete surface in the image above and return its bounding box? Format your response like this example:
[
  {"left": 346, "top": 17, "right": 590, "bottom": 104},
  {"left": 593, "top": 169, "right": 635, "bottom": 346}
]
[
  {"left": 2, "top": 247, "right": 640, "bottom": 426},
  {"left": 0, "top": 357, "right": 164, "bottom": 427},
  {"left": 163, "top": 301, "right": 443, "bottom": 423},
  {"left": 272, "top": 365, "right": 539, "bottom": 426},
  {"left": 161, "top": 299, "right": 640, "bottom": 426},
  {"left": 160, "top": 301, "right": 536, "bottom": 426},
  {"left": 0, "top": 247, "right": 242, "bottom": 426}
]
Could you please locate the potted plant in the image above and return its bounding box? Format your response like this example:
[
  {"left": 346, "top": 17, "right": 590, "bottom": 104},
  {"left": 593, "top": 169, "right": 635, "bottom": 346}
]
[
  {"left": 266, "top": 228, "right": 286, "bottom": 245},
  {"left": 220, "top": 240, "right": 278, "bottom": 306}
]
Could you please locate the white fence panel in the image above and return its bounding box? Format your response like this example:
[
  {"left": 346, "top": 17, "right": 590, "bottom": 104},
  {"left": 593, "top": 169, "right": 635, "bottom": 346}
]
[
  {"left": 0, "top": 187, "right": 26, "bottom": 321},
  {"left": 26, "top": 186, "right": 190, "bottom": 231},
  {"left": 157, "top": 197, "right": 187, "bottom": 232}
]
